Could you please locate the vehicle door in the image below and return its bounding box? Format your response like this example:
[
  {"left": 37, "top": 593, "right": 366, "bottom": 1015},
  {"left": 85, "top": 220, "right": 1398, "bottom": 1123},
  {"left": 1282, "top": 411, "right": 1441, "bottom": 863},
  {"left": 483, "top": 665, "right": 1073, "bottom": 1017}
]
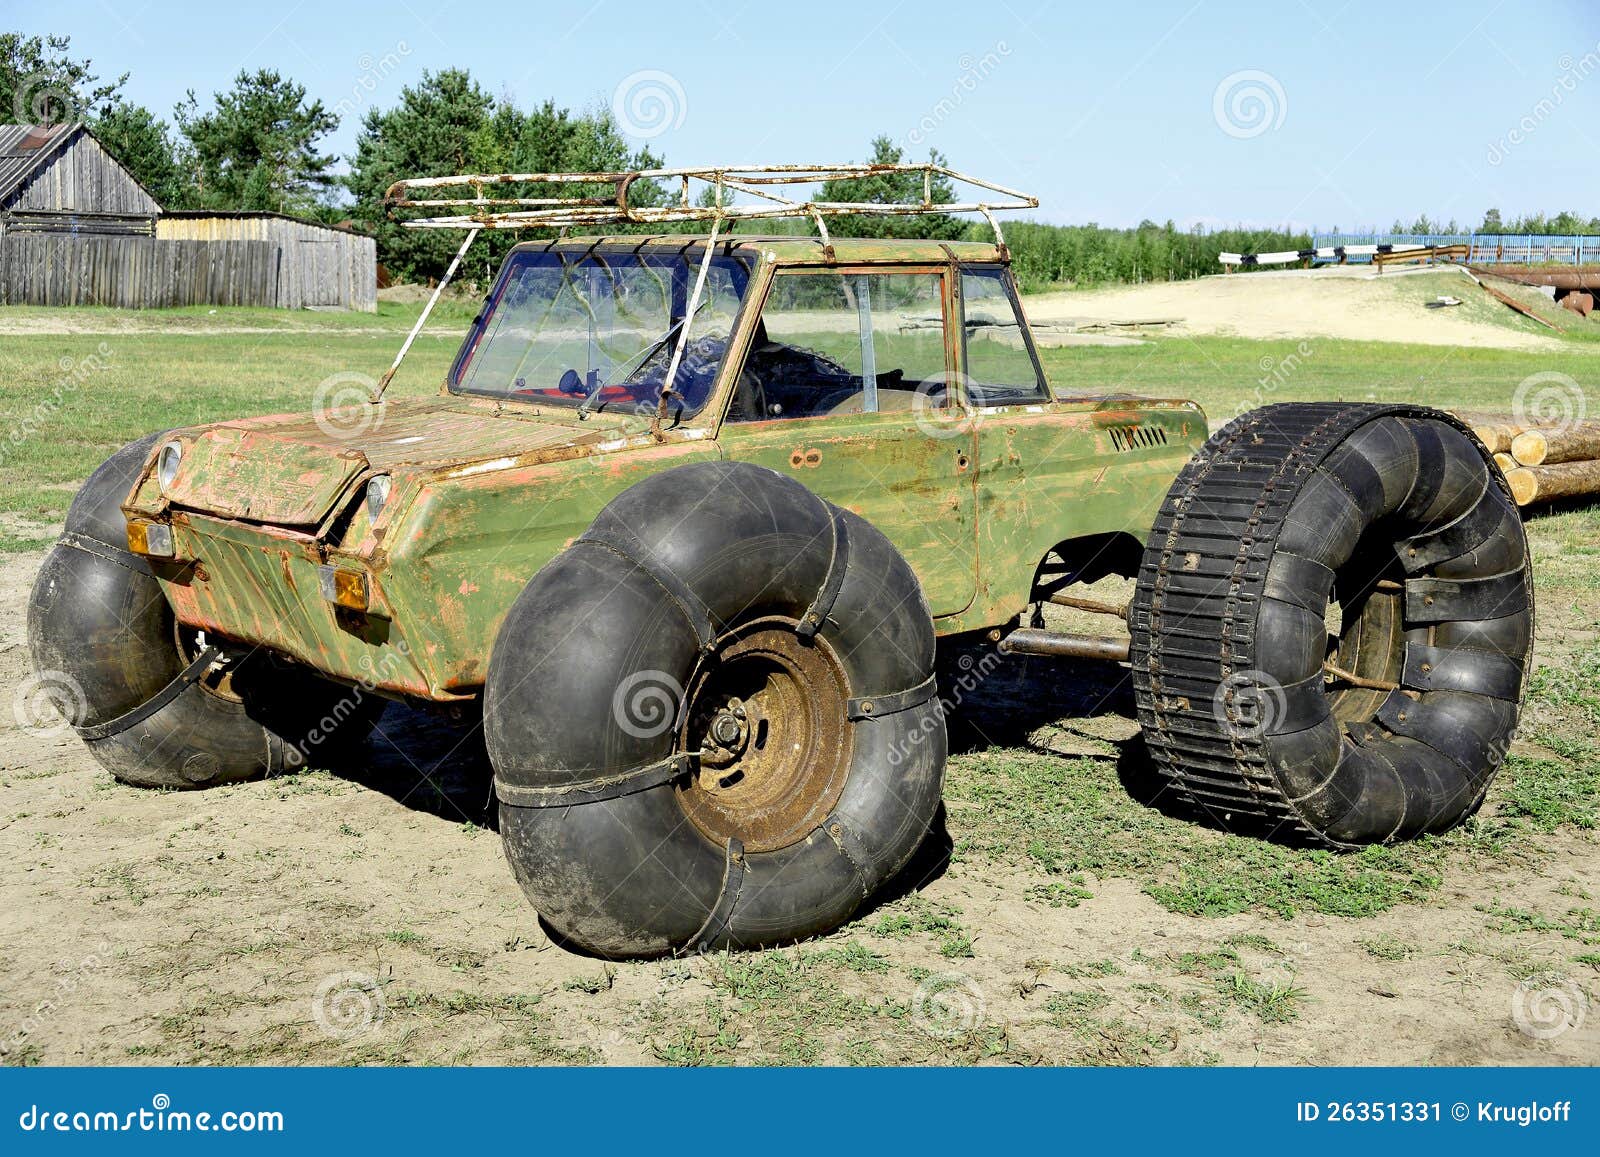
[{"left": 715, "top": 264, "right": 979, "bottom": 618}]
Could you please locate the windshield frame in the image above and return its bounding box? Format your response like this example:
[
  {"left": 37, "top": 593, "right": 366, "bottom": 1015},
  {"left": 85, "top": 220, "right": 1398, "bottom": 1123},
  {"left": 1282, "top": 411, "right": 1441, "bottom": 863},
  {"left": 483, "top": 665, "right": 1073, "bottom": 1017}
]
[{"left": 446, "top": 242, "right": 757, "bottom": 422}]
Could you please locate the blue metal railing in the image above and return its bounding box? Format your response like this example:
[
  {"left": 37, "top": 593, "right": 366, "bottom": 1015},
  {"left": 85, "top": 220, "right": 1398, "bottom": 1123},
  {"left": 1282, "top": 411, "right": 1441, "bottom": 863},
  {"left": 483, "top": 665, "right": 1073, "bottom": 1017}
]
[{"left": 1311, "top": 233, "right": 1600, "bottom": 265}]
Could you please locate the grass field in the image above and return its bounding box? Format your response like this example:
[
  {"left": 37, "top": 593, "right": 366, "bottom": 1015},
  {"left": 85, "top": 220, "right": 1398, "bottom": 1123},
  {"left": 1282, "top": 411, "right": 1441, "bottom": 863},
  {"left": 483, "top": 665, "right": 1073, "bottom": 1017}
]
[
  {"left": 4, "top": 294, "right": 1599, "bottom": 551},
  {"left": 1, "top": 296, "right": 1596, "bottom": 1066}
]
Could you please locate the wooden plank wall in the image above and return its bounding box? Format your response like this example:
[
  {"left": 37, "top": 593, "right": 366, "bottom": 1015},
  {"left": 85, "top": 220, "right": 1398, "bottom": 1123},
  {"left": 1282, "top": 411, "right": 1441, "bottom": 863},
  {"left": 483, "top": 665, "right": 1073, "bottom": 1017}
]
[
  {"left": 154, "top": 217, "right": 378, "bottom": 311},
  {"left": 0, "top": 235, "right": 283, "bottom": 308}
]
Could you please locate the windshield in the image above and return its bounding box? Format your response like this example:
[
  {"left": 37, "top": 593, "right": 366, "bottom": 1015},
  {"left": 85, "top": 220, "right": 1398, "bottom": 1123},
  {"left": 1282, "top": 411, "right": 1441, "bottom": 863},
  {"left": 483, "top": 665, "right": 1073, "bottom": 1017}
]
[{"left": 450, "top": 248, "right": 751, "bottom": 419}]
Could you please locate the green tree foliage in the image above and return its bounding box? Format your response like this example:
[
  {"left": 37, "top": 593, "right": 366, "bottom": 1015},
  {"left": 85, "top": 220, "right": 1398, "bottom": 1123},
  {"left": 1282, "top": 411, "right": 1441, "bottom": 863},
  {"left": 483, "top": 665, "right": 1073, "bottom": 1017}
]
[
  {"left": 92, "top": 102, "right": 184, "bottom": 205},
  {"left": 174, "top": 69, "right": 338, "bottom": 213},
  {"left": 1387, "top": 208, "right": 1600, "bottom": 236},
  {"left": 817, "top": 136, "right": 964, "bottom": 240},
  {"left": 0, "top": 32, "right": 125, "bottom": 124},
  {"left": 984, "top": 220, "right": 1313, "bottom": 291},
  {"left": 345, "top": 68, "right": 661, "bottom": 282}
]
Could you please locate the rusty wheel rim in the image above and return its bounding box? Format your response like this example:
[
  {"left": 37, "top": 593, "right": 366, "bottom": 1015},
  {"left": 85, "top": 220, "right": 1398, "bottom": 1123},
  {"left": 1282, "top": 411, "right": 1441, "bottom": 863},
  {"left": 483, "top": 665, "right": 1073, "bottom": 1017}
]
[{"left": 676, "top": 617, "right": 852, "bottom": 853}]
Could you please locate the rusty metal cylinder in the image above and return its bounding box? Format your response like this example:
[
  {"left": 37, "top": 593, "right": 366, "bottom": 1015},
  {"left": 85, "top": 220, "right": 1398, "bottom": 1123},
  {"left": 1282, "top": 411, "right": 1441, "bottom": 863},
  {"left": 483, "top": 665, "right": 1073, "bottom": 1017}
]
[{"left": 997, "top": 628, "right": 1130, "bottom": 662}]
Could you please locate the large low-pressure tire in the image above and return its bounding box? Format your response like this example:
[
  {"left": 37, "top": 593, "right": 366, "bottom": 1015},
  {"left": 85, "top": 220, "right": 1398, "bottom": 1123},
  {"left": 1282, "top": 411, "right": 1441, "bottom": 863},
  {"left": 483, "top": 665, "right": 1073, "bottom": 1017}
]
[
  {"left": 26, "top": 435, "right": 380, "bottom": 789},
  {"left": 1130, "top": 403, "right": 1533, "bottom": 846},
  {"left": 485, "top": 461, "right": 946, "bottom": 959}
]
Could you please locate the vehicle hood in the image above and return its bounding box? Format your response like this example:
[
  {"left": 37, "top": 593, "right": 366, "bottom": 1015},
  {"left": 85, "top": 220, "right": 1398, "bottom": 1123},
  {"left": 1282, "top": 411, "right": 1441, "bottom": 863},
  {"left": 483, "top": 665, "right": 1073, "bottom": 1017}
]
[{"left": 156, "top": 397, "right": 642, "bottom": 526}]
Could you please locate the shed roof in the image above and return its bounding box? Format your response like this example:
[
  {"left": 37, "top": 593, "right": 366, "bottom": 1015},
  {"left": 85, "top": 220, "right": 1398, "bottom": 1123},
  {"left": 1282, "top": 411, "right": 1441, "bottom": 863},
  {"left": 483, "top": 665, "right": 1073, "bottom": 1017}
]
[{"left": 0, "top": 122, "right": 82, "bottom": 206}]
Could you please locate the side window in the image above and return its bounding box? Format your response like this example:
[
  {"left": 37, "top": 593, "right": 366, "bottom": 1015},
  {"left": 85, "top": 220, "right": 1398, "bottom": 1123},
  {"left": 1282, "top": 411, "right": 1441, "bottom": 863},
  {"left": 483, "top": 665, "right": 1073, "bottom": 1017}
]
[
  {"left": 961, "top": 267, "right": 1049, "bottom": 405},
  {"left": 731, "top": 270, "right": 948, "bottom": 421}
]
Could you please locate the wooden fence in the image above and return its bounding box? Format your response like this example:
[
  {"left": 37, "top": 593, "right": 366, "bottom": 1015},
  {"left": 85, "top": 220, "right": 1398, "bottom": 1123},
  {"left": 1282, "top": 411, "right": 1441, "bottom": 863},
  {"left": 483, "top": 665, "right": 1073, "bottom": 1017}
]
[{"left": 0, "top": 234, "right": 283, "bottom": 308}]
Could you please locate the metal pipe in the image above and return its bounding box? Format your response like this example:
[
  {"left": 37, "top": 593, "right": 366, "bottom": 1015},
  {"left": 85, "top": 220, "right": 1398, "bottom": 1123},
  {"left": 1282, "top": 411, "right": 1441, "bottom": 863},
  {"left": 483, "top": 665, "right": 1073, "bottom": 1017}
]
[
  {"left": 1046, "top": 593, "right": 1128, "bottom": 619},
  {"left": 374, "top": 225, "right": 480, "bottom": 400},
  {"left": 997, "top": 628, "right": 1130, "bottom": 662}
]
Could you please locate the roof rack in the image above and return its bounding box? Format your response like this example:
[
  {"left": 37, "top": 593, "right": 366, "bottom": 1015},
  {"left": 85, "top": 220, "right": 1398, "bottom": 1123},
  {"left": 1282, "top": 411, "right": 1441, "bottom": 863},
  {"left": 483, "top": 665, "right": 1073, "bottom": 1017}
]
[{"left": 383, "top": 162, "right": 1037, "bottom": 249}]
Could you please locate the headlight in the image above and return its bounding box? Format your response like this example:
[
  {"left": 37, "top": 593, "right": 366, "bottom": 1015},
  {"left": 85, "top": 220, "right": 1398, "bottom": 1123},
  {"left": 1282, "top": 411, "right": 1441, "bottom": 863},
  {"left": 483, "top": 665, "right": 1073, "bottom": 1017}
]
[
  {"left": 156, "top": 441, "right": 182, "bottom": 490},
  {"left": 365, "top": 475, "right": 392, "bottom": 522}
]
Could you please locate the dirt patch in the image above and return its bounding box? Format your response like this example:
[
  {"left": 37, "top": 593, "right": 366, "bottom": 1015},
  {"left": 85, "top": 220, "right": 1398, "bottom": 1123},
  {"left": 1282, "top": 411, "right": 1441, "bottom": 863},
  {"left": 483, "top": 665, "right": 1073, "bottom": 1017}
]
[
  {"left": 1024, "top": 267, "right": 1568, "bottom": 351},
  {"left": 2, "top": 548, "right": 1593, "bottom": 1066}
]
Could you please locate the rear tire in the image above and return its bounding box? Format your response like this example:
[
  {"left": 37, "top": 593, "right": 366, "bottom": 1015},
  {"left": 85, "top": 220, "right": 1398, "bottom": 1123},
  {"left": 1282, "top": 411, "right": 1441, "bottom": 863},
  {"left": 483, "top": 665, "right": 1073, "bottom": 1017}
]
[
  {"left": 1130, "top": 403, "right": 1532, "bottom": 846},
  {"left": 485, "top": 461, "right": 946, "bottom": 959}
]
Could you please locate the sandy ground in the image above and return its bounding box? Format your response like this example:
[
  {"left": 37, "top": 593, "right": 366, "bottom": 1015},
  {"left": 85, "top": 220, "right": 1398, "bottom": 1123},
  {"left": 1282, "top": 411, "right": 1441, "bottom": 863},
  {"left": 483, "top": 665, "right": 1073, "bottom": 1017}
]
[
  {"left": 1024, "top": 267, "right": 1564, "bottom": 352},
  {"left": 2, "top": 547, "right": 1594, "bottom": 1067}
]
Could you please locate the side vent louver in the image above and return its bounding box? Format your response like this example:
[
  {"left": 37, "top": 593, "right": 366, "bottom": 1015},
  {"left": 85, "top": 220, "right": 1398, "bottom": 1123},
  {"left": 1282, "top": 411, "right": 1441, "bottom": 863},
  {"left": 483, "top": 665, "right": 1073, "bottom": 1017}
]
[{"left": 1107, "top": 424, "right": 1169, "bottom": 452}]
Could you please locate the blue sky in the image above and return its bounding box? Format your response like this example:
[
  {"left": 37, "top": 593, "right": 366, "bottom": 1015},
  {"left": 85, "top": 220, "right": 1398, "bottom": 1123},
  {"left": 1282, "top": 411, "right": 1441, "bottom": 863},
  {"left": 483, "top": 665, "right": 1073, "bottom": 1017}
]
[{"left": 11, "top": 0, "right": 1600, "bottom": 230}]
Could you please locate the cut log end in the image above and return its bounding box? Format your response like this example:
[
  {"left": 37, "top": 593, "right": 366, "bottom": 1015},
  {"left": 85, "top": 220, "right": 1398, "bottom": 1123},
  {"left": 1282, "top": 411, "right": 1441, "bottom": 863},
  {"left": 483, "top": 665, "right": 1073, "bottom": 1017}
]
[
  {"left": 1473, "top": 424, "right": 1510, "bottom": 454},
  {"left": 1506, "top": 460, "right": 1600, "bottom": 506},
  {"left": 1511, "top": 429, "right": 1549, "bottom": 465},
  {"left": 1512, "top": 422, "right": 1600, "bottom": 466}
]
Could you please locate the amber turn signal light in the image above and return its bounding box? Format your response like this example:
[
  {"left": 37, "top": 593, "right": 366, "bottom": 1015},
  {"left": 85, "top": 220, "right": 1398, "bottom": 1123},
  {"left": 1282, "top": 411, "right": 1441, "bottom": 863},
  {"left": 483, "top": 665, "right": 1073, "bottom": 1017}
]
[
  {"left": 126, "top": 519, "right": 175, "bottom": 558},
  {"left": 317, "top": 564, "right": 369, "bottom": 611}
]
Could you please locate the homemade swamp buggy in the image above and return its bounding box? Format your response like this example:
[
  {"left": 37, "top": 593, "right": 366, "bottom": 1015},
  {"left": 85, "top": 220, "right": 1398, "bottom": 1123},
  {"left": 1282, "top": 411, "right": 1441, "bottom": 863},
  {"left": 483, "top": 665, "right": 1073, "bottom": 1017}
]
[{"left": 29, "top": 165, "right": 1534, "bottom": 957}]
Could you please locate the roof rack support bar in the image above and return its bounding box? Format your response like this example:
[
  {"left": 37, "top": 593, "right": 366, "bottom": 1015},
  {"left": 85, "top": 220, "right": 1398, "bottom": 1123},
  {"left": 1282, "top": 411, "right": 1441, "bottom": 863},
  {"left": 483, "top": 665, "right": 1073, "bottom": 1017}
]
[
  {"left": 980, "top": 206, "right": 1009, "bottom": 260},
  {"left": 810, "top": 207, "right": 835, "bottom": 263},
  {"left": 651, "top": 213, "right": 723, "bottom": 440},
  {"left": 375, "top": 225, "right": 480, "bottom": 401}
]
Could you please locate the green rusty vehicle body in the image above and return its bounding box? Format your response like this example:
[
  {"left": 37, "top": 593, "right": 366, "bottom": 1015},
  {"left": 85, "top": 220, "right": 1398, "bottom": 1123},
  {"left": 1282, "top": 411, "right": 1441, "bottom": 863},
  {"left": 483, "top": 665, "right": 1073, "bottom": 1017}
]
[{"left": 121, "top": 236, "right": 1207, "bottom": 703}]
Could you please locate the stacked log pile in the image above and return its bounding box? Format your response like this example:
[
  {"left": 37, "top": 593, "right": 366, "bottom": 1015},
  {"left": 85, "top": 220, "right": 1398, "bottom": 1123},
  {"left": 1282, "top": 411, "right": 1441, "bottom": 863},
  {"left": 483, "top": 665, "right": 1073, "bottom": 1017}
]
[{"left": 1451, "top": 410, "right": 1600, "bottom": 507}]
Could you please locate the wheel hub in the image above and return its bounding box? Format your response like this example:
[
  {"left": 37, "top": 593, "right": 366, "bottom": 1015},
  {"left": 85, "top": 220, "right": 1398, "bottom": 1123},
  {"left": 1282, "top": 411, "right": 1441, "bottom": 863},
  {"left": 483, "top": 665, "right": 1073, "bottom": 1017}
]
[{"left": 677, "top": 618, "right": 852, "bottom": 853}]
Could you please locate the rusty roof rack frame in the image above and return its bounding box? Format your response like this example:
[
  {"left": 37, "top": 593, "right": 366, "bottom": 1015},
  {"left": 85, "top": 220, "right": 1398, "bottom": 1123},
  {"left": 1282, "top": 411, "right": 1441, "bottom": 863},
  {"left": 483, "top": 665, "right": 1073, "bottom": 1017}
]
[
  {"left": 374, "top": 164, "right": 1038, "bottom": 436},
  {"left": 382, "top": 163, "right": 1037, "bottom": 250}
]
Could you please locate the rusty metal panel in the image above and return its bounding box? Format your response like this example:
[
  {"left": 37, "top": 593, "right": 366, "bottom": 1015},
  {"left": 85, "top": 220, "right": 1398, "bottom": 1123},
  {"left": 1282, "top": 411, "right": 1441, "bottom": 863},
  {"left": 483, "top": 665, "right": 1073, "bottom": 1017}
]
[{"left": 939, "top": 399, "right": 1208, "bottom": 636}]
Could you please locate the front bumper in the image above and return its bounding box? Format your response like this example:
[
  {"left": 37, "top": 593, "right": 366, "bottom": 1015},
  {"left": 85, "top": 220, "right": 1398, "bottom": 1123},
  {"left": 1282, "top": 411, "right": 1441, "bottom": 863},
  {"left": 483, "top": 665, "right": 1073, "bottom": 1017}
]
[{"left": 152, "top": 512, "right": 454, "bottom": 701}]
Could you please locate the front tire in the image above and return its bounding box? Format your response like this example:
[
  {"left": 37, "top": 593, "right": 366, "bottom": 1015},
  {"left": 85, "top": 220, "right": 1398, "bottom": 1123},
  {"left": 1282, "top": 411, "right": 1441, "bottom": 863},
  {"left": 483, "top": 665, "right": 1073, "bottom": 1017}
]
[
  {"left": 26, "top": 436, "right": 380, "bottom": 789},
  {"left": 485, "top": 461, "right": 946, "bottom": 959}
]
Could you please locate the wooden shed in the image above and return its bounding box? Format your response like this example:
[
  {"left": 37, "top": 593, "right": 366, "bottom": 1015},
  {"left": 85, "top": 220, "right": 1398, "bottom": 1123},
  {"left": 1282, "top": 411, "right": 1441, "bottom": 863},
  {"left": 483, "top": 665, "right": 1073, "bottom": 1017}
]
[
  {"left": 156, "top": 211, "right": 377, "bottom": 311},
  {"left": 0, "top": 122, "right": 160, "bottom": 236},
  {"left": 0, "top": 123, "right": 376, "bottom": 311}
]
